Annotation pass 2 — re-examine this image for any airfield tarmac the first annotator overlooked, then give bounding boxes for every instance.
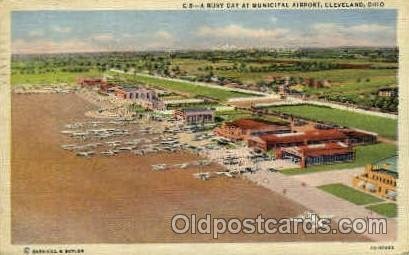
[11,93,368,243]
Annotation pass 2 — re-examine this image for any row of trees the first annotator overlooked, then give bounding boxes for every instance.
[197,61,342,74]
[320,94,398,112]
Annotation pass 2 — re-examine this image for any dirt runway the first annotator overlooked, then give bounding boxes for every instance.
[11,93,368,243]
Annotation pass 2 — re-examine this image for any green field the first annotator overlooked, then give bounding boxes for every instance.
[11,70,100,86]
[115,73,256,101]
[318,183,383,205]
[281,143,397,175]
[215,110,286,123]
[366,203,397,218]
[215,110,254,122]
[267,104,397,139]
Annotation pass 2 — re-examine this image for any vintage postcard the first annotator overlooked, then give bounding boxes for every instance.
[0,0,408,254]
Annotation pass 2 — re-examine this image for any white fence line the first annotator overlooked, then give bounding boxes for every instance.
[257,97,398,120]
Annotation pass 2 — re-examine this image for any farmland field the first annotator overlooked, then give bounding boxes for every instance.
[281,143,397,175]
[11,70,101,86]
[172,58,397,90]
[171,57,397,110]
[113,73,257,101]
[302,69,397,97]
[265,104,397,139]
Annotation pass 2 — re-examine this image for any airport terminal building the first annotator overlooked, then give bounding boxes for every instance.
[214,118,291,141]
[352,156,398,200]
[276,142,355,168]
[247,129,348,151]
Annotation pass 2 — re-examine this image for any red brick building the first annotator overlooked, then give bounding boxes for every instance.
[276,142,355,168]
[340,129,377,145]
[214,118,291,141]
[247,129,348,151]
[77,78,106,87]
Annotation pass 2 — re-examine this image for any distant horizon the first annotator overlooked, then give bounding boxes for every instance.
[12,10,397,54]
[11,46,399,56]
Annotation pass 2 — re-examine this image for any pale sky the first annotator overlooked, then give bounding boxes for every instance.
[12,10,397,54]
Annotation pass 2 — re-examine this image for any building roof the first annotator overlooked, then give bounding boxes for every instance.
[282,142,353,157]
[373,155,398,174]
[227,118,288,131]
[80,78,104,82]
[183,108,214,113]
[340,129,378,138]
[117,87,140,92]
[258,129,347,144]
[378,87,398,92]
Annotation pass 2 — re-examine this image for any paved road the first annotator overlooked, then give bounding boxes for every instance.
[290,167,364,187]
[244,170,397,242]
[111,70,269,96]
[111,69,397,120]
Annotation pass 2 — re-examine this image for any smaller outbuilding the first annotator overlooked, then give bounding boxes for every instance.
[174,108,215,125]
[352,155,398,200]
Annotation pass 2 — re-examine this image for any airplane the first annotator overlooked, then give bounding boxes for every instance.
[65,123,82,129]
[61,130,76,135]
[97,134,113,139]
[76,151,95,157]
[125,141,139,146]
[229,169,241,176]
[72,132,89,137]
[118,146,135,151]
[100,150,117,156]
[215,171,233,178]
[106,141,121,146]
[174,163,189,169]
[61,144,77,150]
[199,160,211,166]
[84,143,98,148]
[193,172,211,181]
[152,164,167,171]
[243,167,257,174]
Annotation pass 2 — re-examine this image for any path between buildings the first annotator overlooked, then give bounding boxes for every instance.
[244,170,397,242]
[377,136,397,145]
[289,167,364,187]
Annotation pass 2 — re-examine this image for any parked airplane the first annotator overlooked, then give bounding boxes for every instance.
[193,172,211,181]
[152,164,167,171]
[61,144,77,150]
[61,130,76,134]
[174,163,189,169]
[76,151,95,157]
[100,150,117,156]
